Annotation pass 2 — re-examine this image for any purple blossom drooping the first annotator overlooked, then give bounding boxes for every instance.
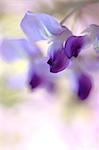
[21,11,72,73]
[29,73,42,90]
[0,38,56,92]
[77,73,92,100]
[1,11,99,100]
[20,13,99,100]
[63,32,94,100]
[28,58,56,91]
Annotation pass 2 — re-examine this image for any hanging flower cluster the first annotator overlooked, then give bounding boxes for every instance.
[0,11,99,100]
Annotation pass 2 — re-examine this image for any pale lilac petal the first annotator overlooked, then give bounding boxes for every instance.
[7,72,28,89]
[82,24,99,35]
[82,24,99,51]
[48,41,63,59]
[48,27,72,59]
[78,55,99,72]
[0,38,41,62]
[45,81,55,92]
[21,11,66,41]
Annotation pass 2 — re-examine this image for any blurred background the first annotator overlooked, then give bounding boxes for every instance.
[0,0,99,150]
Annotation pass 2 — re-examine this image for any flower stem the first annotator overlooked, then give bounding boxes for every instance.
[60,0,99,25]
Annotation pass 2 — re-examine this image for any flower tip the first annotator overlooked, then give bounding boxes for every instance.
[79,94,89,100]
[50,68,60,73]
[77,73,92,101]
[47,58,52,65]
[28,73,42,90]
[27,10,32,14]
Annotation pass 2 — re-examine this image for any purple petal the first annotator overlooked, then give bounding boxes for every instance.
[77,73,92,100]
[28,58,55,90]
[29,73,42,90]
[64,36,86,59]
[0,38,41,62]
[47,49,70,73]
[47,27,72,67]
[21,11,66,41]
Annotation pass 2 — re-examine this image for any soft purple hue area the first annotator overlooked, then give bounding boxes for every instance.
[64,36,85,59]
[0,37,55,92]
[45,81,55,92]
[47,49,69,73]
[29,73,42,89]
[47,27,72,58]
[28,59,56,91]
[0,38,41,62]
[48,41,63,59]
[77,73,92,100]
[21,11,66,42]
[82,24,99,51]
[29,71,55,92]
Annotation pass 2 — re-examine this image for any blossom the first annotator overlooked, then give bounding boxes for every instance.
[63,34,93,100]
[69,24,99,99]
[21,11,72,73]
[28,58,56,91]
[76,72,92,100]
[21,11,91,100]
[69,70,93,101]
[0,38,55,92]
[1,11,98,100]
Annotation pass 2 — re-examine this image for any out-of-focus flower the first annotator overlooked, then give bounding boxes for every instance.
[63,33,93,100]
[20,11,93,100]
[28,58,56,91]
[82,24,99,52]
[75,72,92,100]
[1,10,99,100]
[21,11,72,73]
[0,38,41,62]
[68,68,93,101]
[0,38,56,92]
[62,23,99,100]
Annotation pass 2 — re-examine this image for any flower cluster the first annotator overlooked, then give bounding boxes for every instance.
[0,11,99,100]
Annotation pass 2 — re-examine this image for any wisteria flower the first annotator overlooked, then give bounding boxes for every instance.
[0,38,56,92]
[62,33,93,100]
[70,69,93,100]
[21,11,72,73]
[1,10,99,101]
